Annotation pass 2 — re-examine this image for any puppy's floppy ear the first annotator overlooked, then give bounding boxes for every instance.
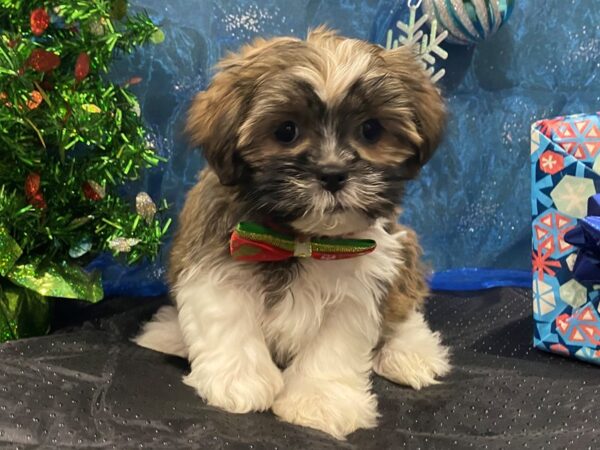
[382,45,446,173]
[186,36,302,186]
[186,71,249,186]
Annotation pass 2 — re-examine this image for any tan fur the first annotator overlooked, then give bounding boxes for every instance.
[380,223,430,341]
[381,46,447,168]
[168,170,240,285]
[302,27,375,104]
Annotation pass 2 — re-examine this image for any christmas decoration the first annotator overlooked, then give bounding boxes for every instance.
[0,1,170,343]
[24,172,46,209]
[74,52,90,81]
[108,237,141,253]
[82,180,105,201]
[422,0,514,45]
[386,0,448,83]
[81,103,101,113]
[26,90,43,110]
[30,8,50,36]
[136,191,157,224]
[28,192,46,210]
[0,282,50,342]
[69,237,92,259]
[0,225,22,276]
[26,48,61,72]
[532,112,600,366]
[7,257,103,301]
[24,172,41,199]
[89,19,105,36]
[150,28,165,44]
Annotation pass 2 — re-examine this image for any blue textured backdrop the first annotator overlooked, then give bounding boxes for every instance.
[94,0,600,296]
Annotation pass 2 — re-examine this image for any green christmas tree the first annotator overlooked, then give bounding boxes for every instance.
[0,0,170,342]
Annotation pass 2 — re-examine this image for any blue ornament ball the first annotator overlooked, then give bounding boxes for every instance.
[422,0,515,45]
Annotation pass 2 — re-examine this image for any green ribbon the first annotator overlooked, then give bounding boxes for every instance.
[235,222,377,254]
[7,258,103,302]
[0,225,104,342]
[0,281,50,342]
[0,225,22,276]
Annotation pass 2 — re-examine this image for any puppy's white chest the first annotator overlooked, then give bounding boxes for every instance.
[261,223,401,362]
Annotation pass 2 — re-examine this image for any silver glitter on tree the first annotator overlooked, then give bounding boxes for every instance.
[108,237,141,253]
[136,192,157,224]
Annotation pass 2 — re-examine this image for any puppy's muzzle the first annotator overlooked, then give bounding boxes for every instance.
[317,165,348,193]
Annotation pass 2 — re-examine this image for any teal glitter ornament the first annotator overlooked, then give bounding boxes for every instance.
[422,0,515,45]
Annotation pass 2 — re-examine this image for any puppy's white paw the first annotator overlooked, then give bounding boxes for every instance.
[373,328,450,390]
[184,360,284,414]
[272,376,378,440]
[134,306,188,358]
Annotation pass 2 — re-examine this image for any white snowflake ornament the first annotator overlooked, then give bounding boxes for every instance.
[385,0,448,83]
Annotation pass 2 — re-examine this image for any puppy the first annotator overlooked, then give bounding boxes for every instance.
[135,27,450,440]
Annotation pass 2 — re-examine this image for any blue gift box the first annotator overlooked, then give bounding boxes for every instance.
[531,112,600,365]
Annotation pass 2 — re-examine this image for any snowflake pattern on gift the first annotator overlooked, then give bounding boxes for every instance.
[550,175,596,219]
[559,279,590,308]
[550,118,600,161]
[535,116,565,139]
[533,274,560,319]
[556,305,600,348]
[532,209,576,258]
[532,247,561,278]
[539,150,565,175]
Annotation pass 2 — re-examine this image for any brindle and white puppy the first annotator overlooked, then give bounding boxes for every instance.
[135,27,450,439]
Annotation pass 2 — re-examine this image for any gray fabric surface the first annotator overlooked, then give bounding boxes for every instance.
[1,288,599,449]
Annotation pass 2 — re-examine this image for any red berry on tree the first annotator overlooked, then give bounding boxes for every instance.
[27,49,61,73]
[26,91,43,110]
[74,53,90,81]
[30,8,50,36]
[82,181,105,201]
[29,193,47,209]
[25,172,41,198]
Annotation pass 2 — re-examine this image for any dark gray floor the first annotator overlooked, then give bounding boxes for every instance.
[1,288,598,449]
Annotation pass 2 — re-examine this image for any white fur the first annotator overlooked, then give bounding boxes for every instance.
[294,39,373,105]
[175,265,284,413]
[134,305,187,358]
[373,309,451,390]
[135,220,449,438]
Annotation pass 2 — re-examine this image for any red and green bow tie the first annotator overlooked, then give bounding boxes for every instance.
[230,221,376,262]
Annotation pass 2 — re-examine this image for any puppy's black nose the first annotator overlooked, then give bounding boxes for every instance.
[318,166,348,193]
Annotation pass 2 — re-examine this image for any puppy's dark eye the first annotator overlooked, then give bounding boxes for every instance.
[274,121,298,144]
[360,119,383,144]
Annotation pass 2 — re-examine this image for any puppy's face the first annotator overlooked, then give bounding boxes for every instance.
[187,28,446,236]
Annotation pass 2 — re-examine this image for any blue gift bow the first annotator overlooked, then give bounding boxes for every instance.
[564,194,600,285]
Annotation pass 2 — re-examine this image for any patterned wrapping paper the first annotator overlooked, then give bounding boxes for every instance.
[531,112,600,365]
